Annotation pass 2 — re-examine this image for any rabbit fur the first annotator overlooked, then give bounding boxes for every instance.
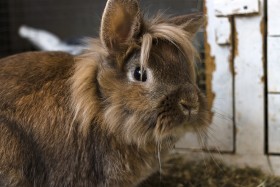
[0,0,209,186]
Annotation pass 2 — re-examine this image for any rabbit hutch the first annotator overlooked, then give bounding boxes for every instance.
[1,0,280,179]
[176,0,280,176]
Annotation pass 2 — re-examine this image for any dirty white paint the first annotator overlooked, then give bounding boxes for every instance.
[215,18,232,45]
[267,2,280,155]
[268,37,280,92]
[177,0,280,176]
[268,0,280,36]
[214,0,260,16]
[234,7,265,154]
[206,42,234,152]
[176,132,202,149]
[268,94,280,153]
[268,156,280,175]
[204,0,234,152]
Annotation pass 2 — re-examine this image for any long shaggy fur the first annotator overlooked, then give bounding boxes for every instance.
[0,0,209,186]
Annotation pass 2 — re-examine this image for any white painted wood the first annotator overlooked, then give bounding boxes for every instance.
[268,0,280,36]
[214,0,260,16]
[176,0,280,177]
[215,18,232,45]
[234,0,265,154]
[176,132,202,149]
[268,37,280,92]
[268,94,280,153]
[269,156,280,175]
[205,0,234,152]
[177,0,280,177]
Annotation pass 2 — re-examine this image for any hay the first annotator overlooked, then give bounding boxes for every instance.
[139,157,280,187]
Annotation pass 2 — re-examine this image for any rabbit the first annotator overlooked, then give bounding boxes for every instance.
[0,0,209,186]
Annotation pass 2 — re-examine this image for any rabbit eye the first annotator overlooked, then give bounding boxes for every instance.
[134,67,147,82]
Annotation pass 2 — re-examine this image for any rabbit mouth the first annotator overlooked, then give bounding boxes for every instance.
[154,107,199,140]
[153,87,209,142]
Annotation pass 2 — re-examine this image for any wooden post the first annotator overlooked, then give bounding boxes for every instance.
[205,0,234,152]
[267,0,280,154]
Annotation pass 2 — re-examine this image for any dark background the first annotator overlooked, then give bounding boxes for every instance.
[0,0,203,57]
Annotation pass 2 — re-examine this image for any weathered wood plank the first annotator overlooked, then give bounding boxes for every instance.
[268,94,280,153]
[234,0,265,154]
[215,18,231,45]
[268,37,280,93]
[177,0,280,177]
[205,0,234,152]
[176,132,201,149]
[268,156,280,175]
[268,0,280,36]
[214,0,259,17]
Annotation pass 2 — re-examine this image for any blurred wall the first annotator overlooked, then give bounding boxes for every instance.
[0,0,202,57]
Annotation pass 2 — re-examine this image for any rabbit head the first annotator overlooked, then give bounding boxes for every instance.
[72,0,209,148]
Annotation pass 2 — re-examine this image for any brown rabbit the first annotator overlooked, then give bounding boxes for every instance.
[0,0,209,186]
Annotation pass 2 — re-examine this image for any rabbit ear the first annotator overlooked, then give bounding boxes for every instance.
[169,13,204,36]
[100,0,141,52]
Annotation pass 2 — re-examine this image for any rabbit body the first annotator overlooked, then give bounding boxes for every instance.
[0,52,157,187]
[0,0,209,186]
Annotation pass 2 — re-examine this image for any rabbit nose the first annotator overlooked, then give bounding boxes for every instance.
[179,99,199,116]
[178,90,199,118]
[180,100,193,111]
